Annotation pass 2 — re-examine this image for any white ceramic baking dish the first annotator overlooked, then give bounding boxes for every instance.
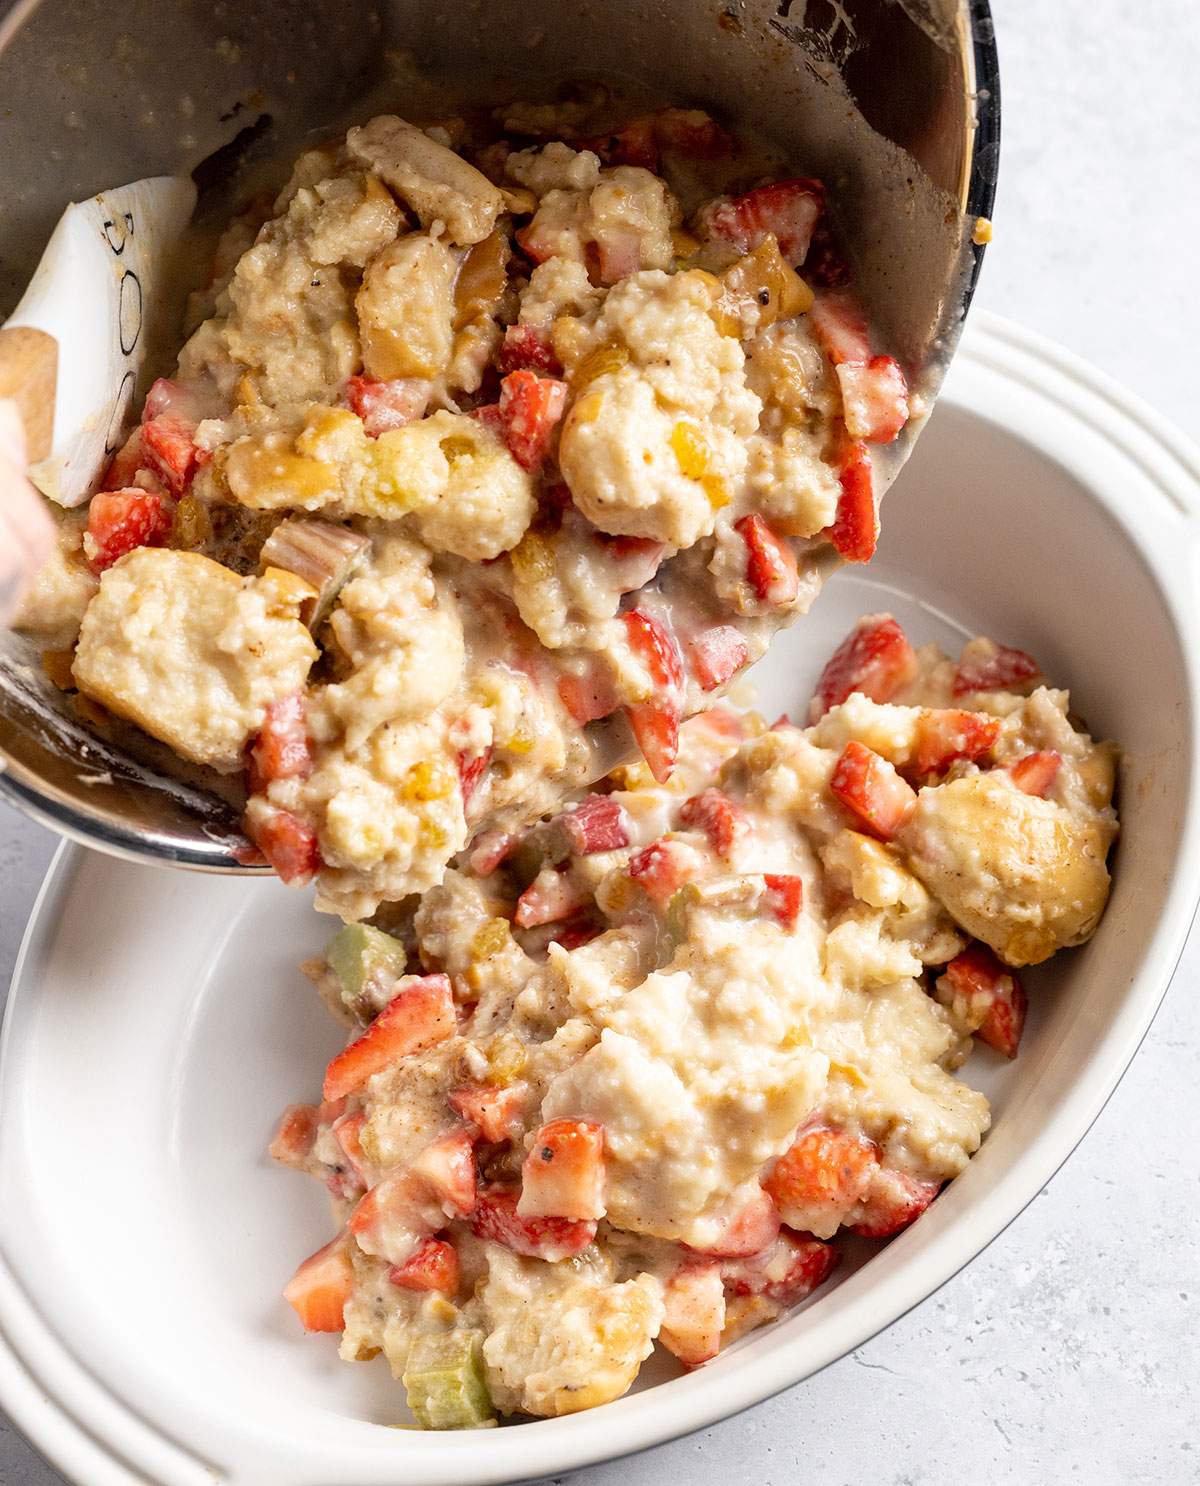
[0,312,1197,1486]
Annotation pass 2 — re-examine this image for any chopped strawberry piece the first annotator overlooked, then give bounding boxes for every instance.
[348,1167,443,1265]
[953,638,1042,697]
[557,662,621,725]
[699,178,825,265]
[660,1261,726,1366]
[469,1184,597,1260]
[687,625,750,691]
[735,513,799,605]
[595,532,665,592]
[269,1103,320,1170]
[545,909,604,950]
[85,488,171,571]
[764,1126,879,1235]
[836,355,910,444]
[468,828,518,877]
[722,1229,838,1305]
[456,746,493,812]
[652,107,732,158]
[849,1167,941,1238]
[913,709,1001,775]
[594,229,644,284]
[344,374,429,437]
[283,1235,353,1332]
[1007,750,1063,798]
[389,1236,459,1294]
[811,614,916,719]
[580,115,660,170]
[936,940,1028,1058]
[246,807,322,886]
[624,608,684,690]
[690,1188,781,1258]
[331,1110,372,1188]
[142,377,199,423]
[497,323,564,377]
[808,288,872,366]
[497,369,568,470]
[804,217,851,288]
[679,787,748,857]
[626,700,681,784]
[830,741,918,840]
[448,1082,528,1143]
[624,608,684,782]
[514,868,590,929]
[410,1128,477,1218]
[519,1118,606,1221]
[692,704,747,741]
[560,794,630,855]
[628,838,696,904]
[762,873,804,929]
[248,695,312,791]
[323,974,456,1102]
[101,427,148,491]
[141,415,201,495]
[826,442,877,563]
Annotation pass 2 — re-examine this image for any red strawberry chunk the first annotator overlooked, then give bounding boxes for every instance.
[469,1184,597,1260]
[101,427,149,491]
[497,369,568,470]
[624,609,684,782]
[560,794,630,855]
[849,1167,941,1238]
[936,940,1028,1058]
[836,355,910,444]
[653,107,732,158]
[913,709,1001,775]
[764,1125,879,1235]
[514,867,590,929]
[248,695,312,791]
[762,873,804,930]
[545,910,604,950]
[448,1082,528,1143]
[826,442,877,563]
[580,115,660,170]
[830,741,918,840]
[953,638,1042,697]
[519,1118,606,1221]
[323,974,456,1102]
[497,323,565,377]
[628,838,696,904]
[808,288,872,366]
[141,415,201,495]
[331,1110,373,1189]
[689,1187,781,1259]
[283,1235,354,1332]
[722,1229,838,1305]
[348,1167,443,1265]
[269,1103,320,1170]
[142,377,200,423]
[1007,750,1063,798]
[735,513,799,605]
[85,488,172,571]
[811,615,916,720]
[467,829,518,877]
[660,1260,726,1366]
[624,608,684,690]
[679,787,748,857]
[456,745,493,813]
[700,178,825,265]
[626,700,681,784]
[595,532,665,592]
[246,806,322,886]
[688,625,750,691]
[344,375,429,437]
[410,1127,477,1218]
[558,662,621,725]
[389,1236,460,1294]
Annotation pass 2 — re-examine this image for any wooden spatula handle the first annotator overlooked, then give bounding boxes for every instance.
[0,325,57,463]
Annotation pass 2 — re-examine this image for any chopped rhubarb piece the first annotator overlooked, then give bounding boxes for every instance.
[660,1261,726,1366]
[85,488,171,571]
[558,663,621,725]
[323,974,456,1102]
[246,807,322,886]
[519,1118,606,1221]
[807,288,872,366]
[626,700,681,784]
[735,513,799,605]
[269,1103,320,1170]
[389,1236,460,1294]
[448,1082,527,1143]
[628,839,696,905]
[762,873,804,930]
[456,746,492,812]
[1007,750,1063,798]
[849,1167,941,1238]
[101,427,148,491]
[248,694,312,791]
[497,323,564,377]
[691,1188,781,1258]
[826,442,877,563]
[836,355,910,444]
[331,1110,372,1188]
[469,1185,596,1260]
[497,369,568,470]
[811,613,916,719]
[936,941,1028,1059]
[830,741,917,840]
[804,217,851,288]
[283,1235,353,1332]
[953,638,1042,697]
[912,709,1001,775]
[344,374,428,436]
[679,787,748,857]
[699,178,825,265]
[514,867,590,929]
[410,1128,477,1218]
[141,415,200,495]
[468,829,518,877]
[545,910,604,950]
[653,107,732,157]
[722,1229,838,1305]
[580,115,660,170]
[688,625,750,691]
[764,1125,879,1235]
[560,795,630,855]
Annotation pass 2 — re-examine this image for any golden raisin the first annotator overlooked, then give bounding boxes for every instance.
[454,229,511,330]
[171,493,213,550]
[403,759,455,803]
[471,918,512,960]
[571,341,630,392]
[510,531,556,585]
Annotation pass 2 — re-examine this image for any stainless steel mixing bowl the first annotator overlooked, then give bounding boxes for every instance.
[0,0,999,871]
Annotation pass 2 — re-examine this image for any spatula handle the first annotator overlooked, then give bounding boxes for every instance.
[0,325,57,463]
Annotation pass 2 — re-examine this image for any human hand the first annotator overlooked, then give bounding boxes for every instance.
[0,398,55,625]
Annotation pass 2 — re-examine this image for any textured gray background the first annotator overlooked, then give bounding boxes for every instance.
[2,1,1199,1481]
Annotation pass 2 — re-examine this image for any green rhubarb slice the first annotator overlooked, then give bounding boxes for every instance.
[325,923,407,1017]
[403,1328,495,1430]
